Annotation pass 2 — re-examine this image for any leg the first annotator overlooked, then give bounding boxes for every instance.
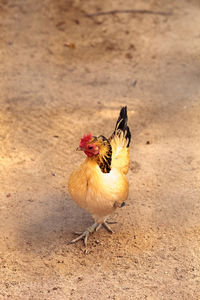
[67,219,115,246]
[95,218,115,234]
[106,220,117,224]
[67,222,98,247]
[102,221,114,233]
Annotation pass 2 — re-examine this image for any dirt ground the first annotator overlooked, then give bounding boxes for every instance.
[0,0,200,299]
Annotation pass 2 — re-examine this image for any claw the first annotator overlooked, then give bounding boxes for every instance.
[95,223,102,232]
[106,220,117,225]
[74,231,83,235]
[67,222,98,246]
[67,220,115,246]
[102,221,114,234]
[67,231,89,246]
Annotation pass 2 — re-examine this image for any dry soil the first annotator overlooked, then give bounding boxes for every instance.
[0,0,200,299]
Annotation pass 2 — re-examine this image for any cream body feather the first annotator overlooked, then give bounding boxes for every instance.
[68,145,129,222]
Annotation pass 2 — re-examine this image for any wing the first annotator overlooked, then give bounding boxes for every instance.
[110,135,130,174]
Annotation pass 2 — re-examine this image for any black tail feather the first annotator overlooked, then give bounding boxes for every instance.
[115,106,127,131]
[125,125,131,147]
[113,106,131,147]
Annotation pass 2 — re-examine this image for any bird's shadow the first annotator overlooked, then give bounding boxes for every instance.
[17,192,93,253]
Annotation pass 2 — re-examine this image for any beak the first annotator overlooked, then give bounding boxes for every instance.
[76,146,83,151]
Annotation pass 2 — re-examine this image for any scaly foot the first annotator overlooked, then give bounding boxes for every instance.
[90,221,115,234]
[67,220,115,246]
[99,219,116,233]
[67,222,99,246]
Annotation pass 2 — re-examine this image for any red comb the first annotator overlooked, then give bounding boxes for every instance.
[80,133,92,148]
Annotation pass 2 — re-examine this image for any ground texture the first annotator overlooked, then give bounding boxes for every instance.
[0,0,200,299]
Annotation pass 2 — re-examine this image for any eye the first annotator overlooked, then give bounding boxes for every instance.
[88,146,93,150]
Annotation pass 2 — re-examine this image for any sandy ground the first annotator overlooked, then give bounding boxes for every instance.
[0,0,200,299]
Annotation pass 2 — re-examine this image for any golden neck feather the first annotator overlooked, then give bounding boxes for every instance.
[91,135,112,173]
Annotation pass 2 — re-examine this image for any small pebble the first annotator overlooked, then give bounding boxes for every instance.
[132,80,137,87]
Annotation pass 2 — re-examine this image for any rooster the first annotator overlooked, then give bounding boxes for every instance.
[68,106,131,246]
